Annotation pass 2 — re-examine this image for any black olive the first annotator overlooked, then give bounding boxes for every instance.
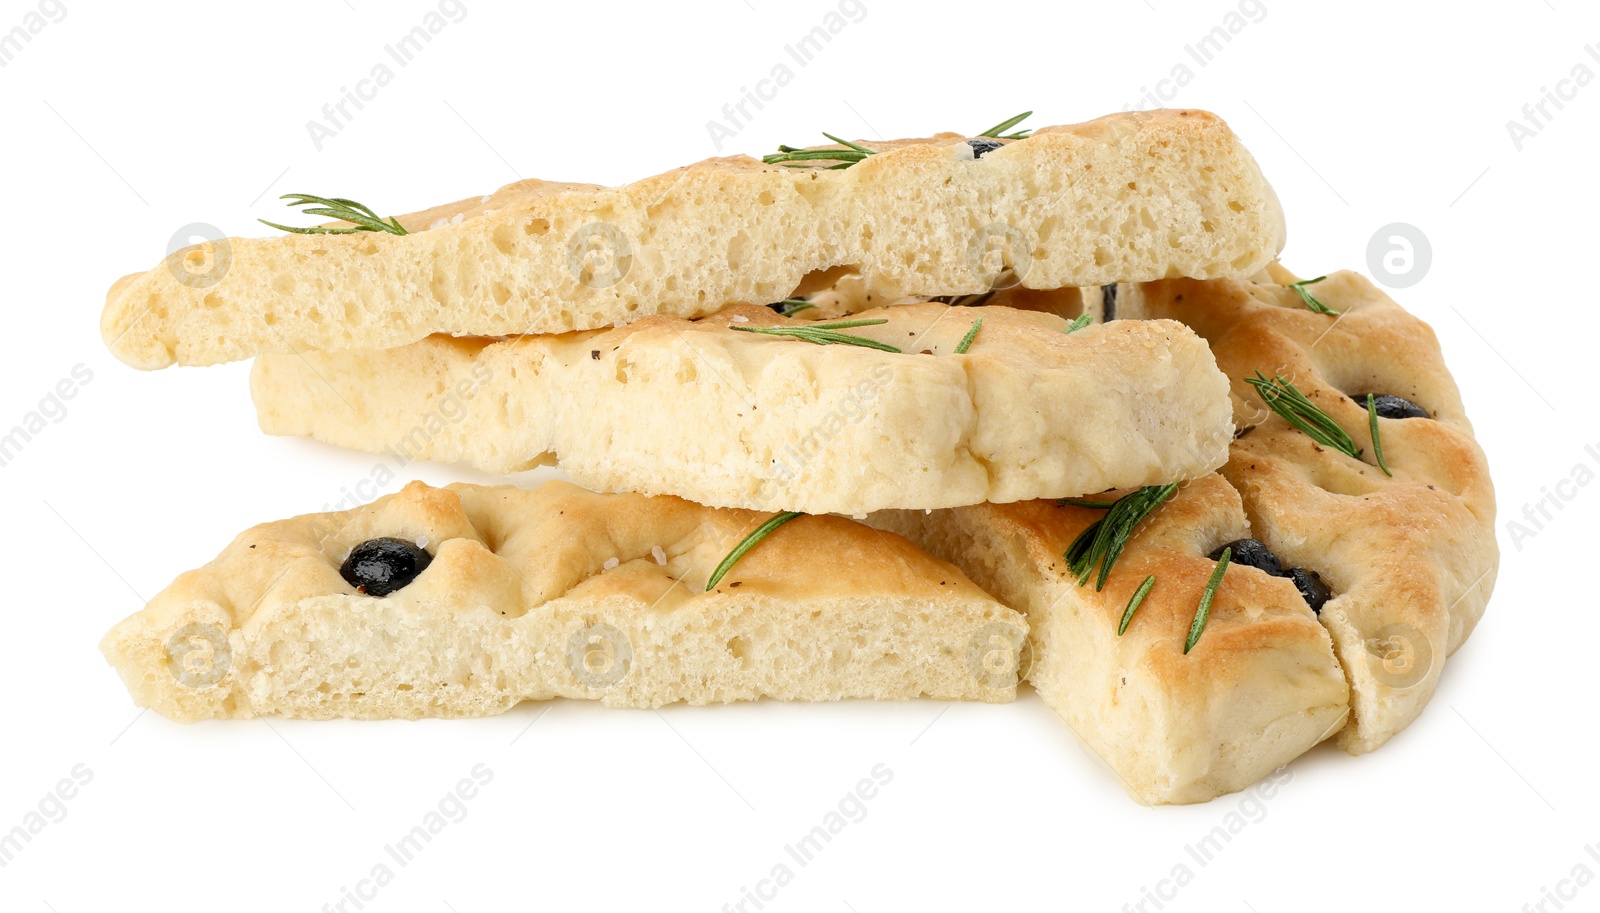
[1352,393,1430,420]
[1210,538,1285,578]
[966,138,1004,159]
[1100,283,1118,321]
[1287,567,1332,613]
[765,302,787,313]
[340,537,433,597]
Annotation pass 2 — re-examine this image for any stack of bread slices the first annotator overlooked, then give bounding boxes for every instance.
[98,109,1496,805]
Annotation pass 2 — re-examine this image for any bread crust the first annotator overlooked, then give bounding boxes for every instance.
[103,109,1285,369]
[99,481,1026,722]
[1119,269,1496,753]
[873,269,1496,800]
[249,302,1235,514]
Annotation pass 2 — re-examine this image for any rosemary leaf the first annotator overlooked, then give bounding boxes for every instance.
[1368,394,1394,477]
[1064,484,1177,591]
[261,193,408,236]
[1058,498,1117,509]
[1185,547,1230,654]
[706,511,801,591]
[1064,314,1093,334]
[954,318,983,354]
[1246,373,1362,461]
[1288,275,1339,316]
[732,319,901,353]
[1118,575,1157,636]
[978,111,1034,139]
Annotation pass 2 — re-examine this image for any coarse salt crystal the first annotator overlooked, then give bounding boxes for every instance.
[602,557,620,570]
[428,219,448,230]
[450,212,465,224]
[652,546,667,565]
[731,315,749,323]
[480,194,492,204]
[416,535,430,548]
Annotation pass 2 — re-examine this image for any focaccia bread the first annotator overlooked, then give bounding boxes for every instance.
[100,480,1026,722]
[872,475,1350,805]
[102,109,1285,369]
[1107,268,1496,753]
[875,269,1495,802]
[249,302,1235,514]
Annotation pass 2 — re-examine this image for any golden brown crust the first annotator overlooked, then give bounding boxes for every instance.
[100,481,1025,721]
[249,301,1235,513]
[102,109,1285,369]
[1122,271,1496,752]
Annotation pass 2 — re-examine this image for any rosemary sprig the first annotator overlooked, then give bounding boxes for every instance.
[1288,275,1339,316]
[763,132,877,168]
[1367,394,1394,477]
[1064,484,1177,591]
[977,111,1034,139]
[706,511,801,591]
[1058,497,1116,509]
[1064,314,1093,334]
[260,193,408,236]
[769,298,817,316]
[732,318,901,353]
[954,318,983,354]
[1185,547,1230,653]
[1118,575,1157,636]
[1246,373,1362,462]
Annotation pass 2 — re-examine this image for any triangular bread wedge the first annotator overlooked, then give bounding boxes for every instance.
[872,474,1351,805]
[103,109,1284,369]
[249,302,1234,514]
[100,480,1026,722]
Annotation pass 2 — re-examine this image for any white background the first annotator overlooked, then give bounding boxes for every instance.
[1,0,1595,910]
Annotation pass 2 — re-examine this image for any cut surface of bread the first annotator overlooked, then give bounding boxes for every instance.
[872,475,1350,805]
[250,302,1235,514]
[100,481,1026,722]
[104,109,1285,369]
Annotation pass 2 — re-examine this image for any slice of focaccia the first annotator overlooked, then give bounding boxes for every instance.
[249,302,1234,514]
[875,270,1495,802]
[872,475,1351,805]
[1105,269,1496,753]
[100,481,1027,722]
[102,109,1285,369]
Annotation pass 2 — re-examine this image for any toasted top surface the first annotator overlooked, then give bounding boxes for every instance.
[103,109,1285,368]
[136,480,994,634]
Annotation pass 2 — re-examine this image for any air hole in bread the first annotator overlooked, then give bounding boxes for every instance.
[523,218,550,236]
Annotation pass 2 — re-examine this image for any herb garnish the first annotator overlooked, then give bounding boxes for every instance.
[732,318,901,353]
[977,112,1034,139]
[706,511,801,591]
[770,298,817,316]
[1064,314,1093,334]
[1118,575,1157,636]
[1185,547,1231,653]
[1245,373,1362,462]
[1288,275,1339,316]
[1064,484,1178,591]
[763,112,1034,169]
[954,318,983,354]
[1058,497,1117,509]
[763,133,877,169]
[260,194,408,236]
[1367,394,1393,477]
